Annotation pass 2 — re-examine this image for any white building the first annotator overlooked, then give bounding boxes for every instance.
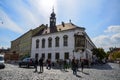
[31,10,96,62]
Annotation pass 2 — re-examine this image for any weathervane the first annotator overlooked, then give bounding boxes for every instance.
[52,6,54,12]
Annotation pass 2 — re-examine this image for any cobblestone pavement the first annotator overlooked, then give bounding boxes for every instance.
[0,63,120,80]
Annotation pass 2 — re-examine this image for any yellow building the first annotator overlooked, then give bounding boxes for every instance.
[11,24,46,58]
[108,48,120,61]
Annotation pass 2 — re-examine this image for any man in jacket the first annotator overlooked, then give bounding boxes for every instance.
[39,57,44,73]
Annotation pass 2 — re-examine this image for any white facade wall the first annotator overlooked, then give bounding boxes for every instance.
[31,30,75,61]
[31,29,94,62]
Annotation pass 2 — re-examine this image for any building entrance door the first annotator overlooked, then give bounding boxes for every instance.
[35,53,39,59]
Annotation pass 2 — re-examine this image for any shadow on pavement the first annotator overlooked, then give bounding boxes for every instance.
[77,70,90,75]
[19,66,35,69]
[60,70,69,73]
[38,72,43,74]
[82,72,90,75]
[91,63,113,70]
[76,74,82,78]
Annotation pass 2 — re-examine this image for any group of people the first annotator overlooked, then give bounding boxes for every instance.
[34,57,44,73]
[34,57,52,73]
[72,57,84,75]
[34,57,85,75]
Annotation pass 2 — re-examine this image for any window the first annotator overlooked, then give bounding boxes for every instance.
[48,37,52,48]
[36,39,39,48]
[55,37,59,47]
[64,52,69,59]
[42,38,45,48]
[75,37,81,47]
[48,53,51,59]
[42,53,45,58]
[63,35,68,46]
[55,53,59,59]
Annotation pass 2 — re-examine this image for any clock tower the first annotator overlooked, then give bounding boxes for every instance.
[50,8,57,33]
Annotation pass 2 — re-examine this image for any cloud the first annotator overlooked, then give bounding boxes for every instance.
[111,33,120,42]
[0,0,58,31]
[24,0,57,25]
[93,25,120,51]
[104,25,120,33]
[0,0,104,33]
[0,9,24,33]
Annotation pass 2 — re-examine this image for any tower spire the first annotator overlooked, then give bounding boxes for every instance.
[52,6,54,13]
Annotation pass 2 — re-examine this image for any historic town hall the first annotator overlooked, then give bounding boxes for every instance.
[31,9,96,62]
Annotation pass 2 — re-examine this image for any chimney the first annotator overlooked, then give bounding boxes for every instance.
[69,19,71,23]
[62,21,65,27]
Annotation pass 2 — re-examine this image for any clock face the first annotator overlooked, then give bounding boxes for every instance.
[50,19,53,21]
[50,19,56,22]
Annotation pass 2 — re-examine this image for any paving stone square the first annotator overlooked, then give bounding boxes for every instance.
[0,63,120,80]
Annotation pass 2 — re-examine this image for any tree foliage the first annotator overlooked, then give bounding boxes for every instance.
[92,48,106,60]
[111,52,120,60]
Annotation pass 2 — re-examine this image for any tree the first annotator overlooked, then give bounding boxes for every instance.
[92,48,106,60]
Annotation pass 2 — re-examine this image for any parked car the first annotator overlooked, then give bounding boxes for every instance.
[0,54,5,69]
[19,58,35,68]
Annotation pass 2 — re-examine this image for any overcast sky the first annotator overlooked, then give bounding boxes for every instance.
[0,0,120,51]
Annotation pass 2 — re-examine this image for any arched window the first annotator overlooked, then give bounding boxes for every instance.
[48,37,52,48]
[36,39,39,48]
[42,38,45,48]
[63,35,68,46]
[55,36,59,47]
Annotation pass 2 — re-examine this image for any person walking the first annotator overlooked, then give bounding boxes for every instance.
[72,58,77,75]
[63,59,67,71]
[76,59,79,71]
[81,59,84,72]
[39,57,44,73]
[46,59,51,70]
[59,59,63,70]
[34,58,38,72]
[46,59,49,69]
